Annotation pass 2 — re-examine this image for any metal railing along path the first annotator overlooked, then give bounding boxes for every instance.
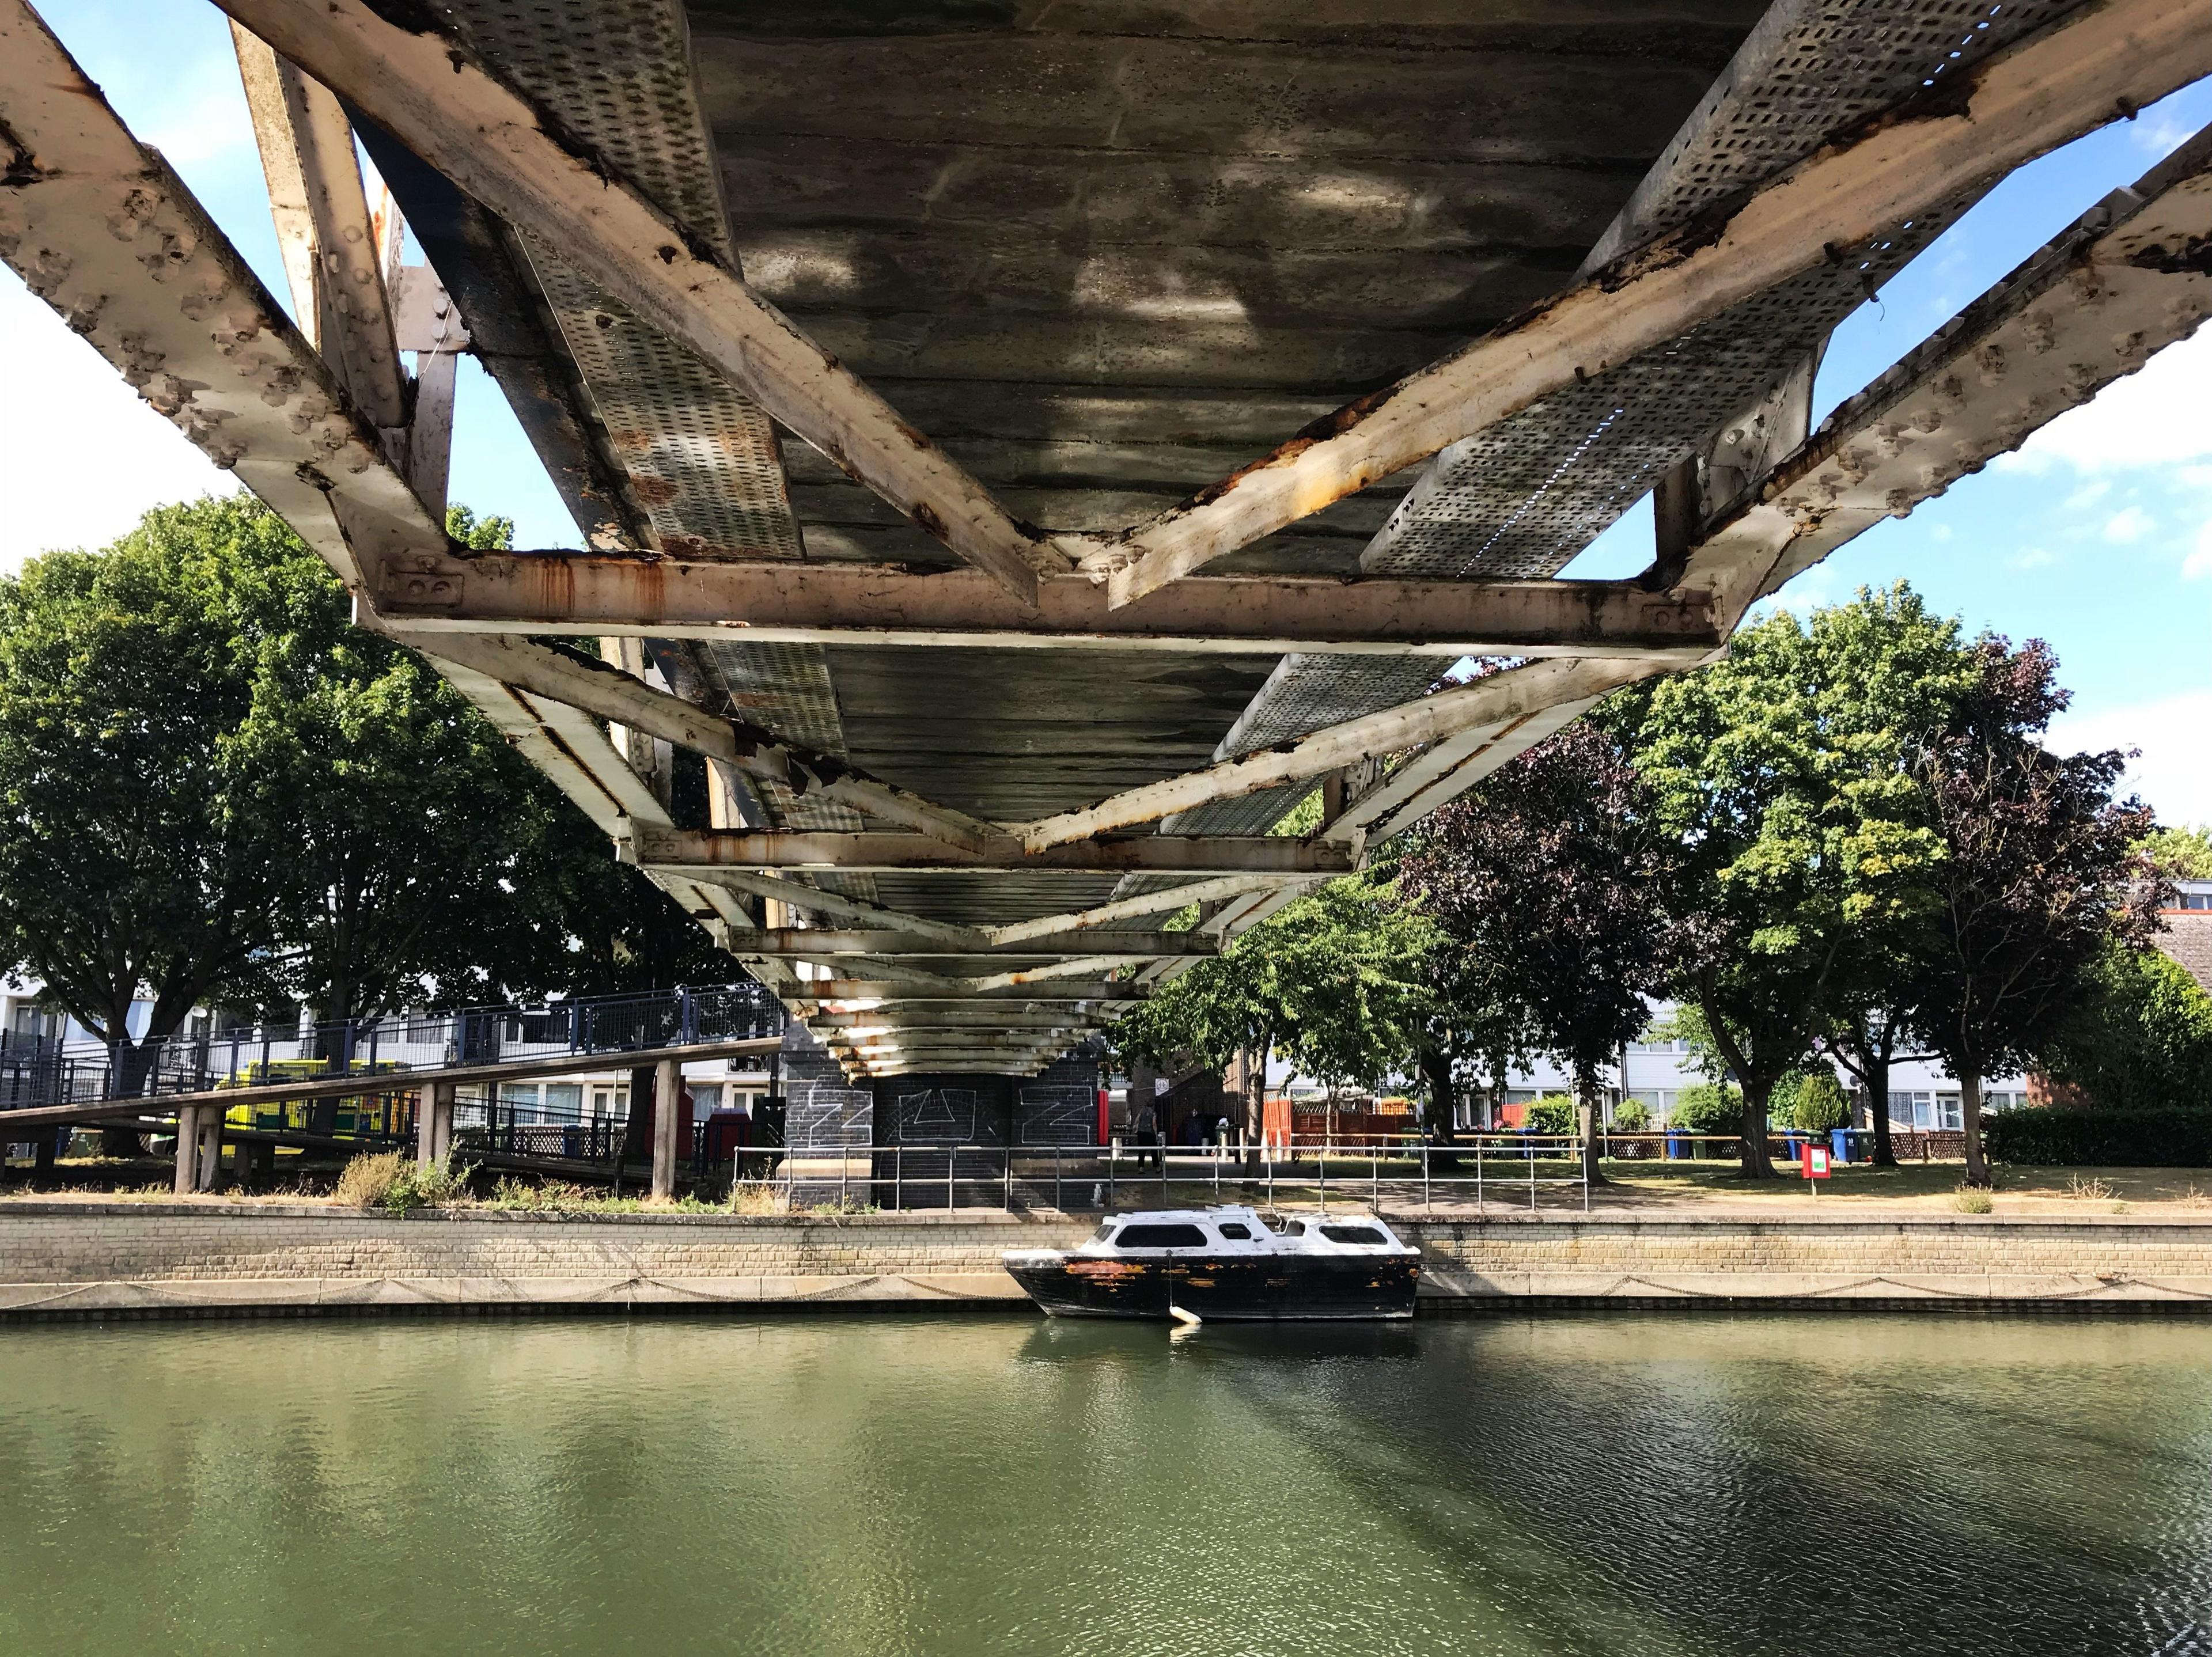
[742,1135,1598,1215]
[0,983,784,1120]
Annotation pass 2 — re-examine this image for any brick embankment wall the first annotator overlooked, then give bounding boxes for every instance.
[1402,1214,2212,1307]
[7,1207,2212,1318]
[0,1206,1091,1318]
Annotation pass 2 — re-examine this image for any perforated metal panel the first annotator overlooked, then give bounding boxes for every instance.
[1362,0,2089,579]
[694,639,865,836]
[1163,655,1445,838]
[440,0,801,562]
[1193,0,2093,848]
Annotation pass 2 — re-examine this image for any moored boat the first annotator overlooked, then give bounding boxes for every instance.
[1004,1205,1420,1321]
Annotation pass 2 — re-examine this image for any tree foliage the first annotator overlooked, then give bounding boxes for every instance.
[1112,867,1440,1099]
[1906,636,2163,1181]
[0,499,291,1057]
[0,498,736,1048]
[1610,587,1956,1174]
[2040,942,2212,1111]
[2139,824,2212,880]
[1402,718,1675,1171]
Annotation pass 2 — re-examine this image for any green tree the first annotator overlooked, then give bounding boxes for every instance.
[2040,942,2212,1110]
[1614,591,1948,1176]
[1112,866,1440,1133]
[0,499,290,1108]
[0,498,738,1113]
[2139,824,2212,880]
[1801,587,1984,1166]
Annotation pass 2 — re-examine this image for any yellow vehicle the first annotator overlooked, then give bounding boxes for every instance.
[219,1059,416,1139]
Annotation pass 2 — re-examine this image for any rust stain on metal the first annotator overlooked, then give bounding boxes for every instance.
[911,502,950,543]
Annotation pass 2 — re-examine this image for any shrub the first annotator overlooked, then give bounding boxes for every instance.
[1787,1071,1851,1132]
[1984,1108,2212,1168]
[1612,1097,1653,1132]
[1953,1185,1994,1214]
[1522,1094,1578,1135]
[336,1150,473,1211]
[334,1150,404,1208]
[1669,1082,1742,1136]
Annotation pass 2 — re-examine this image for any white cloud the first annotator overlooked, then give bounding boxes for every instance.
[2103,505,2157,544]
[2008,547,2058,571]
[2187,519,2212,581]
[2048,689,2212,828]
[2003,331,2212,473]
[0,271,239,571]
[2063,480,2111,511]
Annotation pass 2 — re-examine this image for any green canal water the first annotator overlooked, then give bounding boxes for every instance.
[3,1311,2209,1655]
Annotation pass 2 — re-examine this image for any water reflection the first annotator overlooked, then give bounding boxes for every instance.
[2,1312,2208,1655]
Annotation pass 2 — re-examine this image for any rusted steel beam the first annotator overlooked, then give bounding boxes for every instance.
[1682,123,2212,621]
[229,22,407,431]
[791,983,1143,1006]
[0,2,429,594]
[1091,0,2212,608]
[1340,124,2212,854]
[209,0,1062,608]
[985,875,1299,947]
[369,560,1722,661]
[380,628,1000,852]
[1008,656,1657,854]
[627,829,1358,878]
[683,870,987,950]
[748,930,1215,960]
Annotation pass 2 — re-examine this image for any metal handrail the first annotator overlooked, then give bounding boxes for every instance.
[733,1136,1594,1216]
[0,982,785,1114]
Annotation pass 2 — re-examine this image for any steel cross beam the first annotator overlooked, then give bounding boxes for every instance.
[1090,0,2212,606]
[627,829,1358,878]
[371,561,1722,662]
[746,930,1215,960]
[207,0,1061,607]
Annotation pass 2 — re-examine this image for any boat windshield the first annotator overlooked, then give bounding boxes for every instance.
[1115,1223,1209,1249]
[1089,1223,1117,1245]
[1319,1224,1389,1246]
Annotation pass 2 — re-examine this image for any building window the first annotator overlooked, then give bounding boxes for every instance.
[544,1083,582,1120]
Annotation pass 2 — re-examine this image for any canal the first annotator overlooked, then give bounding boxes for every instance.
[2,1312,2206,1655]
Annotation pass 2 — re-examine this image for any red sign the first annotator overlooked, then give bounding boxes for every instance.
[1801,1144,1832,1180]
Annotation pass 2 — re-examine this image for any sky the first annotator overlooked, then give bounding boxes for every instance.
[1,2,2207,825]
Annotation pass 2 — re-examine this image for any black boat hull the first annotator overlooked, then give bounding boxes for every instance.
[1005,1252,1419,1321]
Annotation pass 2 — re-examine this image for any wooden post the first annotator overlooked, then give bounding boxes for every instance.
[651,1056,680,1200]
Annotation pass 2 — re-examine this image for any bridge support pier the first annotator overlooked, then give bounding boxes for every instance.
[172,1107,223,1195]
[418,1081,454,1169]
[651,1057,680,1201]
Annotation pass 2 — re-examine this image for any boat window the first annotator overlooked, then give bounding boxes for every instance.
[1089,1223,1118,1245]
[1319,1224,1388,1246]
[1216,1222,1252,1241]
[1115,1224,1209,1249]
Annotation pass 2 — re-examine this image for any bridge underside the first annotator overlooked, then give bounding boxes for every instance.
[3,0,2209,1079]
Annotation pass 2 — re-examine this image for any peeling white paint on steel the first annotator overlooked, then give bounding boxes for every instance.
[370,560,1722,661]
[1010,656,1658,853]
[381,627,1000,851]
[209,0,1060,608]
[1097,0,2212,607]
[229,24,407,431]
[628,829,1360,878]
